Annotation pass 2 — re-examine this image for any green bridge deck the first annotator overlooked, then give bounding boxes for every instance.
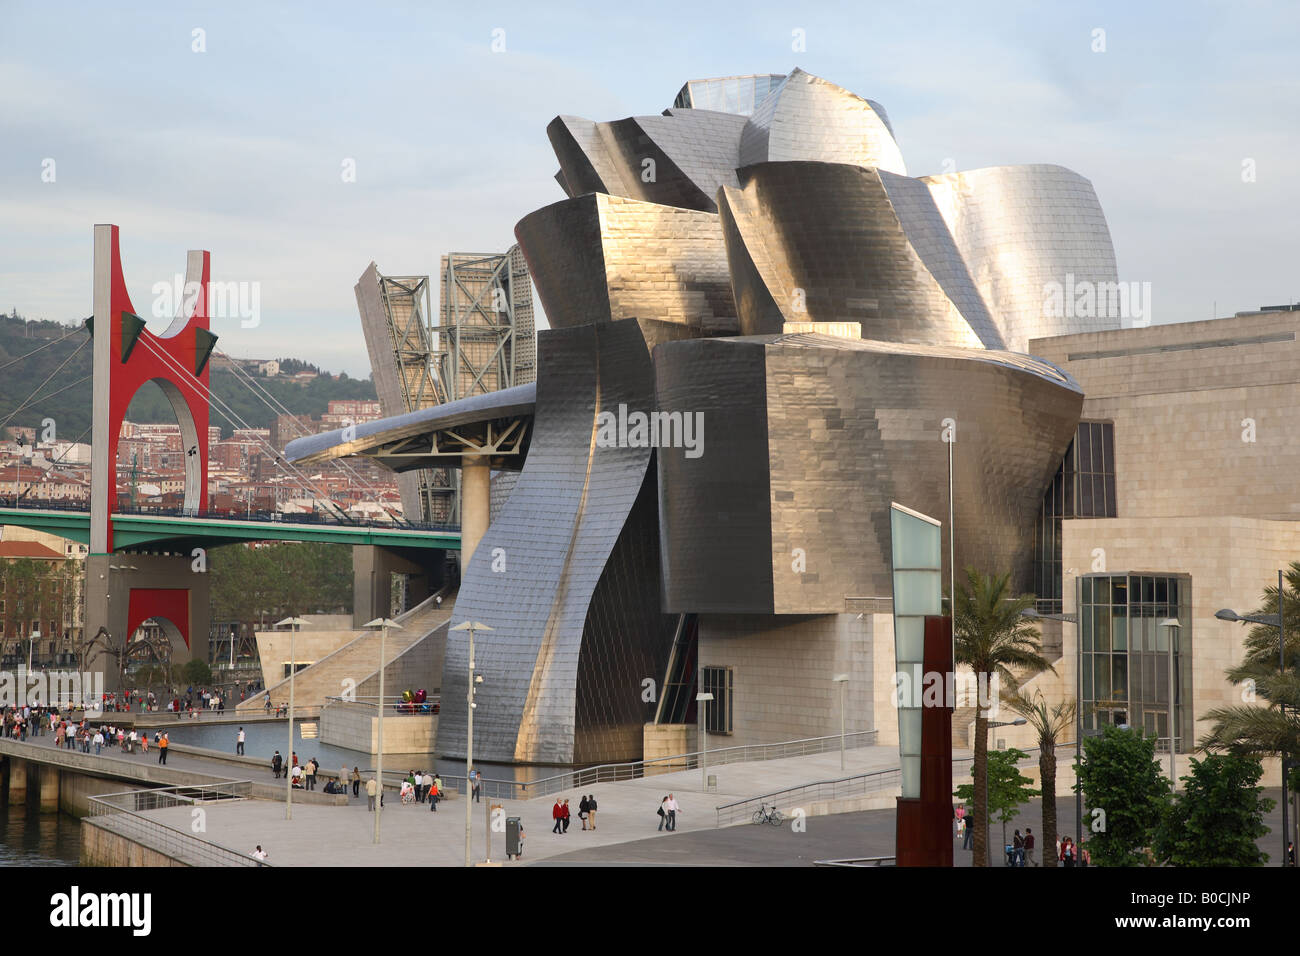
[0,506,459,552]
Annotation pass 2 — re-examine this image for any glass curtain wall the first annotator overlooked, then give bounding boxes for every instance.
[1077,573,1192,752]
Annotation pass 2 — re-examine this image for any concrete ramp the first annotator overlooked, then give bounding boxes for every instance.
[240,592,456,713]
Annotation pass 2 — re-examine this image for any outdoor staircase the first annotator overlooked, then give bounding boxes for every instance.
[238,591,456,713]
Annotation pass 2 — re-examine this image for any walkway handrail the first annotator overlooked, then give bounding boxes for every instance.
[0,498,460,534]
[714,744,1065,827]
[461,730,881,801]
[714,766,902,827]
[86,780,269,867]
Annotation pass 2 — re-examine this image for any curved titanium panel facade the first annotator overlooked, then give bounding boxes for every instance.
[440,318,691,765]
[516,193,738,334]
[719,162,991,346]
[922,164,1120,353]
[738,69,906,175]
[656,333,1082,614]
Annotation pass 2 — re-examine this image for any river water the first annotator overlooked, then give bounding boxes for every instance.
[0,798,80,865]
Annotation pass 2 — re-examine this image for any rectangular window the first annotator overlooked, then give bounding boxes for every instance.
[701,666,733,735]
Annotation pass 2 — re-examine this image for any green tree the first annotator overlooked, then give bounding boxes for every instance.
[1200,564,1300,800]
[952,567,1051,866]
[1004,689,1076,868]
[1152,753,1272,866]
[182,658,213,686]
[1076,724,1172,866]
[954,747,1040,858]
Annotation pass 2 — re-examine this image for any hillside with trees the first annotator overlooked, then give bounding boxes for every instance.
[0,312,376,439]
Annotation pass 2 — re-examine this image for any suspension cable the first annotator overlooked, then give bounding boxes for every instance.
[0,338,89,431]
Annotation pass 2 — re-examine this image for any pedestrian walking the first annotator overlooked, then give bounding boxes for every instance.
[92,730,103,755]
[579,795,590,830]
[367,777,378,811]
[561,798,571,832]
[1012,829,1025,867]
[340,765,349,796]
[469,768,481,803]
[665,793,679,831]
[271,751,283,779]
[1060,836,1076,867]
[962,808,975,850]
[657,796,669,831]
[158,732,169,765]
[1024,827,1037,866]
[428,774,440,812]
[587,794,597,830]
[552,799,564,834]
[305,758,316,790]
[251,845,268,861]
[351,767,361,797]
[236,727,246,755]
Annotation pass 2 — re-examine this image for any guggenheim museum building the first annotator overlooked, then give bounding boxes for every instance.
[290,69,1299,776]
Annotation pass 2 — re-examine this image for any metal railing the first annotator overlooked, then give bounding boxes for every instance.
[715,745,1066,827]
[0,497,459,534]
[461,730,881,801]
[716,766,903,826]
[323,695,441,715]
[86,780,269,867]
[814,856,896,867]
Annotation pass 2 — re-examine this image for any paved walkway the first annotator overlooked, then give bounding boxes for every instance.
[122,745,916,865]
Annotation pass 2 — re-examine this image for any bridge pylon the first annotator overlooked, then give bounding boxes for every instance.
[85,226,217,691]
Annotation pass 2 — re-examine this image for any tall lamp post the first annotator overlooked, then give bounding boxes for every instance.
[1217,571,1292,867]
[832,674,850,771]
[696,691,714,791]
[363,617,403,845]
[1022,608,1080,856]
[452,620,491,867]
[1159,618,1181,786]
[984,717,1027,866]
[274,617,308,821]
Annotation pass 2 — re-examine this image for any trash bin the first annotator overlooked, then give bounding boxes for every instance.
[506,816,523,860]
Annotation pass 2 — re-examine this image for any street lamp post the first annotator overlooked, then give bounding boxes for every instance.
[363,617,403,846]
[1022,607,1080,858]
[696,691,714,791]
[832,674,850,772]
[1217,571,1292,867]
[1159,618,1181,786]
[452,620,491,867]
[274,617,308,821]
[984,717,1027,866]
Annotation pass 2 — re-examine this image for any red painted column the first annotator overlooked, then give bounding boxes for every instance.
[896,614,955,867]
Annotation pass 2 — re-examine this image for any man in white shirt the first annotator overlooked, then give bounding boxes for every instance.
[665,793,680,831]
[92,730,104,755]
[251,845,268,860]
[236,727,246,755]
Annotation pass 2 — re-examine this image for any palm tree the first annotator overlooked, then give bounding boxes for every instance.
[1003,688,1075,867]
[1200,562,1300,833]
[952,567,1051,866]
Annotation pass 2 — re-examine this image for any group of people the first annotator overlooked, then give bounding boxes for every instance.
[956,806,1091,866]
[550,794,599,833]
[657,794,680,831]
[400,770,444,809]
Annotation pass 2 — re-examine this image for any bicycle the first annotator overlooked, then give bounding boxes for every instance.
[752,803,784,826]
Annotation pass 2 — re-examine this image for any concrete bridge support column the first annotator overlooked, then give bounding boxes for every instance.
[460,459,490,570]
[82,554,210,694]
[7,757,27,802]
[353,546,448,627]
[38,764,59,813]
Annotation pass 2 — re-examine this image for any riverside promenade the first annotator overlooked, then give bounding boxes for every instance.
[121,744,917,866]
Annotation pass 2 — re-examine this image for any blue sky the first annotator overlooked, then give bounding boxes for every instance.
[2,0,1297,376]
